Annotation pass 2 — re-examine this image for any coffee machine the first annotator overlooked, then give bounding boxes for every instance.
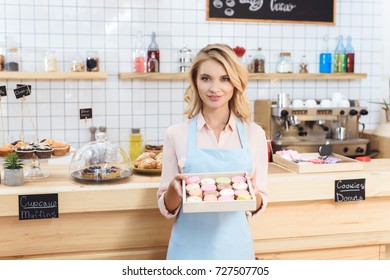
[254,99,369,157]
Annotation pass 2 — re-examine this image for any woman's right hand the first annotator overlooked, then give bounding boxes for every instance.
[164,174,188,213]
[167,174,188,197]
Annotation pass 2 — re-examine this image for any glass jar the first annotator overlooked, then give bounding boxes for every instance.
[43,50,57,72]
[71,55,85,72]
[276,52,293,73]
[86,51,99,72]
[5,47,20,71]
[179,45,192,73]
[0,48,4,71]
[248,47,265,73]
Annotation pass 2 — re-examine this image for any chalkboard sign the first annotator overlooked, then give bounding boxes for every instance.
[80,108,93,119]
[334,178,365,203]
[13,84,31,99]
[0,86,6,97]
[19,194,59,220]
[207,0,335,25]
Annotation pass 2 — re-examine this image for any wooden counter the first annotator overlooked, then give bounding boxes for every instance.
[1,160,390,260]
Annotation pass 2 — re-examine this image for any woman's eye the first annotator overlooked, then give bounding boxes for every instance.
[221,77,230,82]
[200,76,210,81]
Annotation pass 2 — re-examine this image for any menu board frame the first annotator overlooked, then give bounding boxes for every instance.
[206,0,336,25]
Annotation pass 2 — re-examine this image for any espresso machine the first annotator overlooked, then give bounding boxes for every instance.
[254,99,369,157]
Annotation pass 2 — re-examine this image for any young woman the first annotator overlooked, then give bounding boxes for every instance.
[157,43,268,260]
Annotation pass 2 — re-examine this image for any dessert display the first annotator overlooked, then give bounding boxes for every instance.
[182,172,256,213]
[69,132,131,182]
[0,138,70,158]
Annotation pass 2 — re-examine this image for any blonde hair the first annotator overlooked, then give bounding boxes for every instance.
[183,43,252,121]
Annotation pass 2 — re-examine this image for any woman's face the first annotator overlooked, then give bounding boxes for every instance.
[196,59,234,112]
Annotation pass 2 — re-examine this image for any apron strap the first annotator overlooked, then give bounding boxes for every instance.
[236,118,249,150]
[187,115,198,157]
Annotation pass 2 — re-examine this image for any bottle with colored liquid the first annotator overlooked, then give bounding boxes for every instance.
[129,128,143,163]
[133,31,146,72]
[333,35,346,73]
[345,36,355,73]
[319,35,332,73]
[147,32,160,72]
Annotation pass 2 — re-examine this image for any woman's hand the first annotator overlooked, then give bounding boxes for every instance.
[164,174,188,213]
[245,173,263,214]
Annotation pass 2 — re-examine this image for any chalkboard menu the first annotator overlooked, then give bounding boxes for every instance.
[19,194,59,220]
[207,0,335,25]
[334,178,365,203]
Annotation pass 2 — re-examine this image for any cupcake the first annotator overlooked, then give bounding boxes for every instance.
[34,143,53,159]
[51,142,69,156]
[0,144,13,157]
[16,145,35,159]
[101,167,121,180]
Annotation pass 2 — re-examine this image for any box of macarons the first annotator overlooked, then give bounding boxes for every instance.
[182,172,256,213]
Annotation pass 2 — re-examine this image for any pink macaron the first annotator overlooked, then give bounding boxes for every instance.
[231,175,247,183]
[201,183,217,192]
[186,175,200,185]
[218,195,234,201]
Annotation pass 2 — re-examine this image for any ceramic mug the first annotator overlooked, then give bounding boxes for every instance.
[338,99,350,107]
[320,99,332,108]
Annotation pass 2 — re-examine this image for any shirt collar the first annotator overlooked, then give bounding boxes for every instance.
[197,111,236,132]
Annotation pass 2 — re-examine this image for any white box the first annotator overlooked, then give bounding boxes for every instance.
[272,153,364,174]
[182,171,256,213]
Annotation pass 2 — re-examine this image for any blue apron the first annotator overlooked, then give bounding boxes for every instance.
[166,115,255,260]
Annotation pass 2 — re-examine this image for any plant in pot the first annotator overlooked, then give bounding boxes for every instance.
[3,152,25,186]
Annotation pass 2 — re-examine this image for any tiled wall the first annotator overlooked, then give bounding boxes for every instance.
[0,0,386,152]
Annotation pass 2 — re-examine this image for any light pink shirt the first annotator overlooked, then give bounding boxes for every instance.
[157,112,268,219]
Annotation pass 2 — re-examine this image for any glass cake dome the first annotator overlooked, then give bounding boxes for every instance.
[69,132,132,182]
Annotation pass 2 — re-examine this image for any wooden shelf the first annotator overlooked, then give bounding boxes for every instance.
[119,72,367,81]
[0,72,108,80]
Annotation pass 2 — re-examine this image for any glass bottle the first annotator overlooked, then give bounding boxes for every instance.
[147,52,159,73]
[276,52,293,73]
[5,47,20,71]
[319,35,332,73]
[43,50,57,72]
[129,128,143,162]
[345,36,355,73]
[179,45,192,72]
[147,32,160,72]
[252,47,265,73]
[333,35,346,73]
[86,51,99,72]
[133,31,146,73]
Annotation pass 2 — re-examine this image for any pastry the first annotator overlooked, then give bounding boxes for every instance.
[81,165,101,179]
[186,195,202,202]
[203,190,220,197]
[101,167,120,179]
[201,183,217,192]
[12,140,28,150]
[16,145,35,159]
[51,142,69,156]
[203,194,218,201]
[237,192,252,200]
[217,183,232,191]
[200,177,215,185]
[218,195,234,201]
[219,188,235,197]
[215,176,231,185]
[138,158,157,169]
[185,183,200,193]
[231,175,247,183]
[189,188,203,198]
[34,144,53,159]
[0,144,13,157]
[185,176,200,185]
[134,152,157,167]
[156,160,162,169]
[232,182,248,190]
[155,152,163,162]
